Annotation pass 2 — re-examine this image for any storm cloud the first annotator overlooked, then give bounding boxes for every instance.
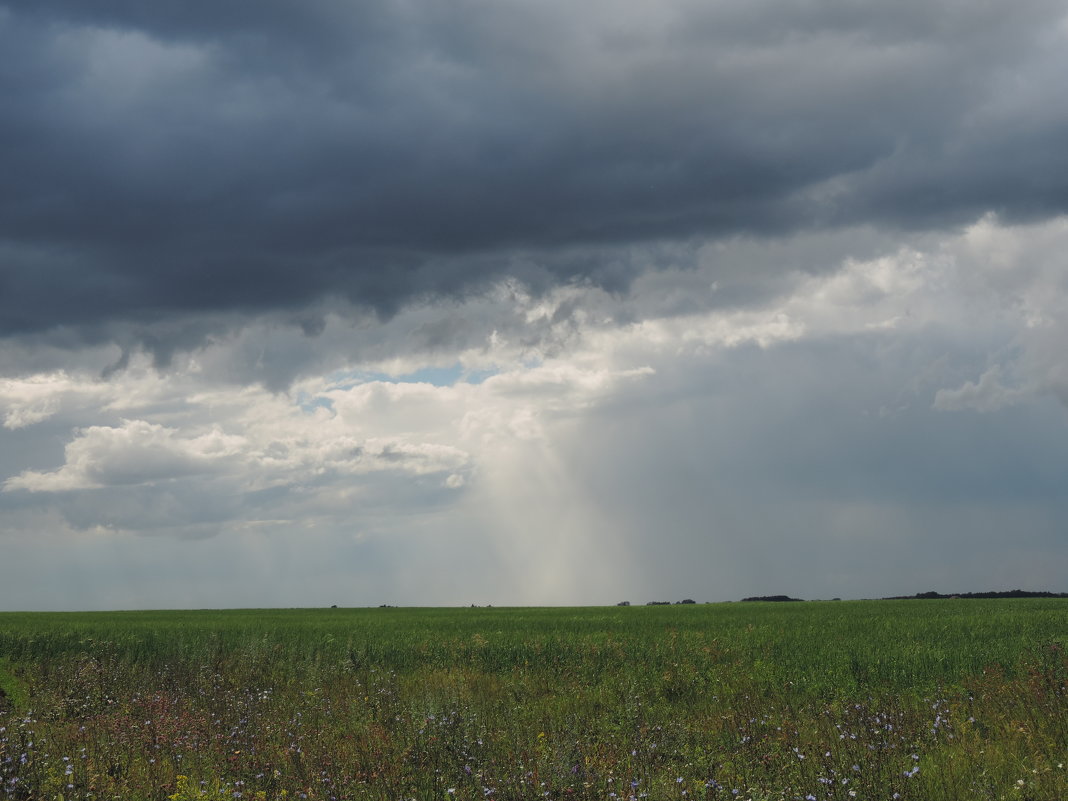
[4,0,1068,345]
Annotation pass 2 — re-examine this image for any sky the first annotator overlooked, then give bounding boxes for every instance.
[2,0,1068,609]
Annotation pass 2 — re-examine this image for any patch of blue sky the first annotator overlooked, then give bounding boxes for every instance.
[323,364,499,392]
[399,364,465,386]
[400,364,500,386]
[295,392,335,415]
[322,368,383,392]
[461,368,498,385]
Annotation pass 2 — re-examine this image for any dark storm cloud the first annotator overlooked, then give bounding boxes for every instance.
[2,0,1067,342]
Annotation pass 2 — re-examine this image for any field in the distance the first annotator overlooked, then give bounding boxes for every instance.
[0,600,1065,800]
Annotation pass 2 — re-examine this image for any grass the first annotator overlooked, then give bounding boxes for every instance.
[0,600,1065,800]
[0,658,29,714]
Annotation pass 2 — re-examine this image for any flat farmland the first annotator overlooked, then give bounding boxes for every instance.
[0,600,1065,800]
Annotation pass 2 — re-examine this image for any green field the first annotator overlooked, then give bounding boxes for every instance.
[0,600,1065,800]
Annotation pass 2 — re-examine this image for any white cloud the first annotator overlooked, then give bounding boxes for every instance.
[5,420,245,492]
[933,366,1026,413]
[0,371,103,429]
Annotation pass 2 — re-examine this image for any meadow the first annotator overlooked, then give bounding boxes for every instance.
[0,600,1065,801]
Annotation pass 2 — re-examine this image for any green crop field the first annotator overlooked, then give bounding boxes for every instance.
[0,600,1065,800]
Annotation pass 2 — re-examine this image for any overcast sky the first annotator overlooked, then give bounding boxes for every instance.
[2,0,1068,609]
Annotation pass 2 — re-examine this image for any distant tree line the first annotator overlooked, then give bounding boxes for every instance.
[615,589,1068,608]
[883,589,1068,600]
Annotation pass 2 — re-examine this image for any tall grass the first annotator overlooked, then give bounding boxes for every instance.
[0,600,1065,800]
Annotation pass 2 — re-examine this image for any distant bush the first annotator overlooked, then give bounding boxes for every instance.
[740,595,804,602]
